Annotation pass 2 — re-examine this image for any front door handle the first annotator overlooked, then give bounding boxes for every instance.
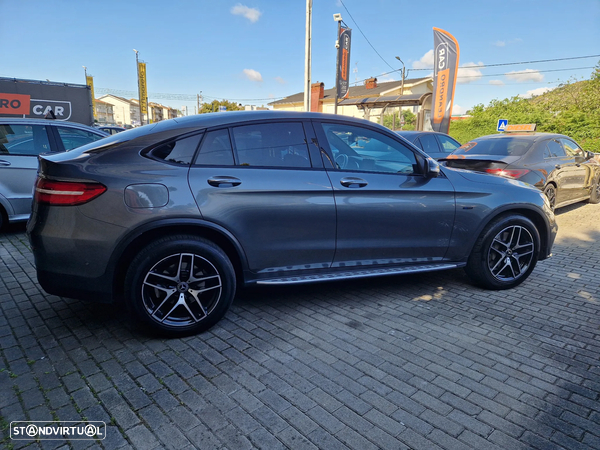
[207,176,242,187]
[0,160,11,166]
[555,164,562,170]
[340,177,368,188]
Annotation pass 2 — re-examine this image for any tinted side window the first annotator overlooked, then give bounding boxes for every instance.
[232,122,311,168]
[560,138,583,158]
[195,129,234,166]
[55,126,105,151]
[0,124,51,155]
[321,123,417,174]
[413,138,424,150]
[437,135,460,153]
[418,134,440,155]
[546,140,566,158]
[149,134,202,165]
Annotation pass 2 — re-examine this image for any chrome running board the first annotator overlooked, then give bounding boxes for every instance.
[256,263,462,285]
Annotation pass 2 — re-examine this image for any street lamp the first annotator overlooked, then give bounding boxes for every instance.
[395,56,407,95]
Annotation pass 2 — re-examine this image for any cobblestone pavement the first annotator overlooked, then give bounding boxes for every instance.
[1,203,599,449]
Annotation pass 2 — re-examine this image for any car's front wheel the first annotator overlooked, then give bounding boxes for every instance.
[465,214,540,290]
[125,235,236,337]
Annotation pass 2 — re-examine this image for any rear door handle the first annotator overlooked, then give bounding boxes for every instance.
[340,177,368,188]
[0,160,10,166]
[207,176,242,187]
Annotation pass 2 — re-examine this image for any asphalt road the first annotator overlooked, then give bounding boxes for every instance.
[1,202,599,449]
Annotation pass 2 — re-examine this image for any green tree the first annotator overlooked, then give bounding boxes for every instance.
[384,109,416,131]
[200,100,243,114]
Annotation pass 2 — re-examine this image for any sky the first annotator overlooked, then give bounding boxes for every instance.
[2,0,599,115]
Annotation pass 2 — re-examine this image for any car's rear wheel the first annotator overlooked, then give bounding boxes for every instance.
[543,184,557,211]
[125,235,236,337]
[465,214,540,290]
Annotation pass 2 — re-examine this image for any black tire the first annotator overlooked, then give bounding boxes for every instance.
[588,175,600,204]
[465,214,540,290]
[543,184,557,211]
[125,235,236,337]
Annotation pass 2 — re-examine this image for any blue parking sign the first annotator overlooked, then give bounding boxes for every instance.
[497,119,508,132]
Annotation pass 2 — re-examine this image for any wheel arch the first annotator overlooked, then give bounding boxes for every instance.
[473,207,551,260]
[111,218,248,300]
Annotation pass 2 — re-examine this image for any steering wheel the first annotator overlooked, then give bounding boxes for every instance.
[335,153,349,169]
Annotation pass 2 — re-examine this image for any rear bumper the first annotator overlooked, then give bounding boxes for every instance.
[36,269,114,303]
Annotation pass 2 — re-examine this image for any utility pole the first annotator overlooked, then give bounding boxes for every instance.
[303,0,312,112]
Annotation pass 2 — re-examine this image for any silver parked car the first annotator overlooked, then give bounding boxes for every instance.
[0,118,107,228]
[27,111,557,336]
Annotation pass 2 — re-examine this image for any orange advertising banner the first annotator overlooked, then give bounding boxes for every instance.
[431,28,460,134]
[0,93,31,115]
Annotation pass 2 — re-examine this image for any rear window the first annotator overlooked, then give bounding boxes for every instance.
[453,137,533,157]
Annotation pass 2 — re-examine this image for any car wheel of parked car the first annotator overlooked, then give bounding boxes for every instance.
[125,235,236,337]
[588,176,600,204]
[466,214,540,290]
[543,184,557,211]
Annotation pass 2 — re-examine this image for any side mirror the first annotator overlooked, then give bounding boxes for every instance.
[586,151,596,161]
[425,157,440,178]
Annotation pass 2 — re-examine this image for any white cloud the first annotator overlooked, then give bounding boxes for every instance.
[505,69,544,82]
[519,87,555,98]
[243,69,263,82]
[274,76,286,84]
[452,104,465,115]
[457,62,484,84]
[493,40,506,47]
[489,80,505,86]
[231,4,261,23]
[412,50,434,69]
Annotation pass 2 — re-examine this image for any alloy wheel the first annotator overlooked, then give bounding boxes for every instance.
[141,253,222,327]
[487,225,535,282]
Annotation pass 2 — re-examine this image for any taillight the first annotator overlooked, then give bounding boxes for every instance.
[485,168,530,179]
[34,178,107,206]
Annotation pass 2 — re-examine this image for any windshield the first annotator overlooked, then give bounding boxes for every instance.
[453,137,533,157]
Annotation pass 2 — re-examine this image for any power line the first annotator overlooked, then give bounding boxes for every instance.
[95,87,284,103]
[353,62,597,86]
[457,66,595,80]
[410,54,600,71]
[339,0,397,72]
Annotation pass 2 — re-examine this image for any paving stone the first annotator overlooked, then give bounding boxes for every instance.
[1,205,600,449]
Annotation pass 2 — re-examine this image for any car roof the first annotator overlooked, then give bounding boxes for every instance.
[0,117,101,131]
[471,132,570,143]
[148,110,396,134]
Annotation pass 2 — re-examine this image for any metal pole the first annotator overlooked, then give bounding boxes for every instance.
[334,20,341,115]
[304,0,312,112]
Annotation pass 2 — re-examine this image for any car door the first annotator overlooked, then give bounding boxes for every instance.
[0,123,53,219]
[560,138,592,200]
[544,139,576,204]
[314,120,455,267]
[187,120,336,274]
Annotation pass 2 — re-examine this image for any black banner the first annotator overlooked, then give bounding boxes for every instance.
[336,27,352,99]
